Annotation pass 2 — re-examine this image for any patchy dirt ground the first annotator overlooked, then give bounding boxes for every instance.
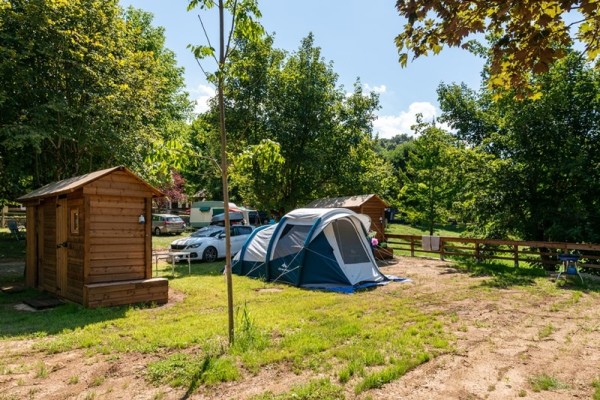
[1,257,599,399]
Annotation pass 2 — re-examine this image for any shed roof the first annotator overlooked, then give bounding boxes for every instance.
[17,166,164,202]
[305,194,387,209]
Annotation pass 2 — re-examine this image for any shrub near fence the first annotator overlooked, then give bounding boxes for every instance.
[386,234,600,272]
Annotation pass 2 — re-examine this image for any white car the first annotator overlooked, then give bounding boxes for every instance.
[169,225,254,262]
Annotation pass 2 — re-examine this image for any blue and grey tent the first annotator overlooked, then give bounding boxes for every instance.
[232,208,391,292]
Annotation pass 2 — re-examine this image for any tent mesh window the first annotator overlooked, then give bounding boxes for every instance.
[332,219,370,264]
[273,224,311,259]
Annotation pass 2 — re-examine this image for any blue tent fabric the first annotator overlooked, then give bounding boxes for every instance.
[232,208,397,292]
[301,231,351,286]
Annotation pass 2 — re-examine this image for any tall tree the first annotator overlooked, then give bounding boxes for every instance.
[398,121,460,235]
[206,34,394,211]
[0,0,191,201]
[439,52,600,243]
[187,0,263,345]
[395,0,600,96]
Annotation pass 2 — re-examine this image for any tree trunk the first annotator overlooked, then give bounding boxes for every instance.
[217,0,234,346]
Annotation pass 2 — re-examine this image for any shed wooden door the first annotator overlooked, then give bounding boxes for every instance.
[56,197,68,296]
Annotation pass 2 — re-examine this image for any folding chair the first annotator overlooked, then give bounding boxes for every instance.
[7,220,21,240]
[557,254,584,284]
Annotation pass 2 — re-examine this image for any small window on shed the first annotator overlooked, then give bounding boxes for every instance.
[70,208,80,234]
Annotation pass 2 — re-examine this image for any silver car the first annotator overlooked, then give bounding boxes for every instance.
[152,214,185,236]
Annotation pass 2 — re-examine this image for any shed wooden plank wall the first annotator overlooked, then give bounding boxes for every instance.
[342,201,386,241]
[22,167,167,308]
[85,172,151,285]
[41,200,57,292]
[66,193,84,303]
[362,202,386,241]
[84,278,168,308]
[25,206,37,287]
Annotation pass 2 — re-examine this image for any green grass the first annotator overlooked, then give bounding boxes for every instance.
[383,222,463,259]
[538,324,554,340]
[593,378,600,400]
[529,374,568,392]
[251,378,345,400]
[385,222,464,237]
[152,231,192,251]
[0,253,452,395]
[453,259,548,289]
[0,228,26,261]
[34,361,48,378]
[4,225,596,397]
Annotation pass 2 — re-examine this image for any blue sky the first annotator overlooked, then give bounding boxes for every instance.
[120,0,486,138]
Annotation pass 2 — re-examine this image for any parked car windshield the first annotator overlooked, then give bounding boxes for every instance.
[166,216,184,222]
[191,226,224,238]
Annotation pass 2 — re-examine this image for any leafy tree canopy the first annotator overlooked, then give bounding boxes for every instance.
[395,0,600,96]
[191,33,397,211]
[397,120,460,235]
[0,0,191,200]
[438,52,600,242]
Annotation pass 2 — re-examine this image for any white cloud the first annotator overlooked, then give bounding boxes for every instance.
[364,83,387,94]
[190,84,215,114]
[373,102,449,139]
[346,83,387,98]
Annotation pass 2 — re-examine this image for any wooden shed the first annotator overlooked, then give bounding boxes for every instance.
[306,194,388,241]
[17,166,168,308]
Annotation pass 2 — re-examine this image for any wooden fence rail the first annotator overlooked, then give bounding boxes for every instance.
[385,234,600,271]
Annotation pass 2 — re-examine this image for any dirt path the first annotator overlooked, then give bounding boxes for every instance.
[373,257,600,400]
[1,257,599,399]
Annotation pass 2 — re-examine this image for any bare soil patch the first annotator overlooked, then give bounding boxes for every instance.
[1,257,599,399]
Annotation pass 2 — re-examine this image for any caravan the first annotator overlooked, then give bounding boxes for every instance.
[190,201,257,228]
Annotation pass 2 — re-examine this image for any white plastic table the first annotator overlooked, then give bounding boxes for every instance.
[152,251,191,275]
[167,251,191,275]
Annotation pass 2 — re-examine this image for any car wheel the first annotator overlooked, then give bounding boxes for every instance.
[203,246,218,262]
[154,227,161,236]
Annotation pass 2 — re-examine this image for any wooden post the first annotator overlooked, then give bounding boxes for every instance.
[144,197,153,279]
[440,238,445,261]
[25,206,37,287]
[475,241,481,263]
[410,236,415,257]
[513,244,519,268]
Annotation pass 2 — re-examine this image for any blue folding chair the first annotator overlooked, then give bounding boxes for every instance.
[7,220,21,240]
[556,254,583,284]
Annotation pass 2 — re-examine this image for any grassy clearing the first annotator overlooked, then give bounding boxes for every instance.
[0,252,451,395]
[2,229,598,397]
[384,223,466,259]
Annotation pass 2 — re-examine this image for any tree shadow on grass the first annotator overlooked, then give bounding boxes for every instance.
[554,275,600,292]
[449,257,600,292]
[0,288,130,338]
[159,260,225,280]
[452,258,547,289]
